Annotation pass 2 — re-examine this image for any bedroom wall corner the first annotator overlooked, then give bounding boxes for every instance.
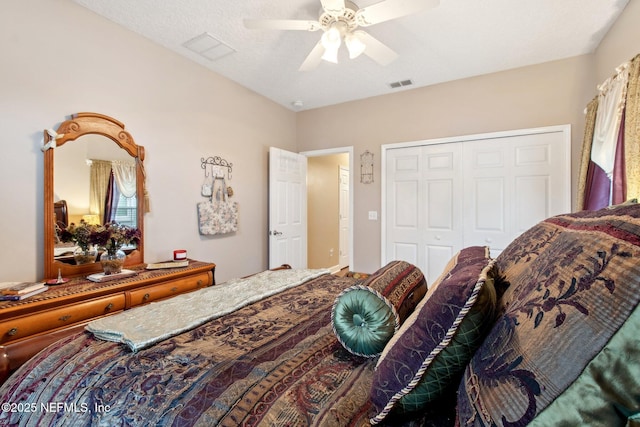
[0,0,297,282]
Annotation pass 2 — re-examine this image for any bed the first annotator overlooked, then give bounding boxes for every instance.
[0,265,449,427]
[2,202,640,426]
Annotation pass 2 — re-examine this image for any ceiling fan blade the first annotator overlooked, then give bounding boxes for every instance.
[299,41,326,71]
[243,19,321,31]
[357,31,398,66]
[356,0,439,26]
[320,0,346,16]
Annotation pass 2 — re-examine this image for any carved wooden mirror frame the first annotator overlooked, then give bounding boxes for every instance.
[44,112,145,279]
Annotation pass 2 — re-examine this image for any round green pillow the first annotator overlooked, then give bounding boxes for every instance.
[331,285,398,357]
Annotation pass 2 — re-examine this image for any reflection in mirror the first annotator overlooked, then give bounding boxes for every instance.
[53,136,139,264]
[44,113,145,279]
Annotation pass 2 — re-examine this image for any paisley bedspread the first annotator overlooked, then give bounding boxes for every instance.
[0,273,386,427]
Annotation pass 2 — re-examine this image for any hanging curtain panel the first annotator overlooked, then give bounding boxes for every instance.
[577,97,598,210]
[579,58,638,210]
[89,159,112,224]
[591,63,629,178]
[624,54,640,201]
[112,160,137,198]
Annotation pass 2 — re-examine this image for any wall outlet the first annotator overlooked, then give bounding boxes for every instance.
[368,211,378,220]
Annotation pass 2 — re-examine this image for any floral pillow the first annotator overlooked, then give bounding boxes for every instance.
[457,203,640,426]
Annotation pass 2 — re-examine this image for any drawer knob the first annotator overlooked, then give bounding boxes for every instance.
[197,280,203,286]
[7,327,18,336]
[142,293,150,301]
[59,315,72,322]
[105,303,114,312]
[171,287,178,292]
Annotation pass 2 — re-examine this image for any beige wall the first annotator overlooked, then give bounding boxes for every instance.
[0,0,296,282]
[307,154,349,269]
[2,0,638,281]
[297,56,595,273]
[297,2,639,273]
[594,0,640,83]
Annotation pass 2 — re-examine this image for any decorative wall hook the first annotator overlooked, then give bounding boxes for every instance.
[201,156,233,180]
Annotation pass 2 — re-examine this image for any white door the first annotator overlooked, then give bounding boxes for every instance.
[462,132,568,256]
[339,166,350,269]
[383,126,570,282]
[385,143,463,284]
[269,147,307,269]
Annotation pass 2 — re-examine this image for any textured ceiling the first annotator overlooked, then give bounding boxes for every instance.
[73,0,628,111]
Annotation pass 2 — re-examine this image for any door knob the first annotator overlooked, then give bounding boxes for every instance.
[270,230,283,236]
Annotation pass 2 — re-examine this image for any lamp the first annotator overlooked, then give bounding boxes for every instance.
[345,31,366,59]
[321,25,342,63]
[82,214,100,225]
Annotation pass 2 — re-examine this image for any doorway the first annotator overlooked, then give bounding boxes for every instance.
[303,147,354,273]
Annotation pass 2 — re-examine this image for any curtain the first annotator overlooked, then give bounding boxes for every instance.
[89,160,112,224]
[577,98,598,210]
[112,160,136,198]
[578,54,640,210]
[591,64,629,178]
[103,172,115,225]
[625,54,640,200]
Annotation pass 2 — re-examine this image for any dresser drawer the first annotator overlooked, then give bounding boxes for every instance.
[0,294,125,344]
[126,271,211,307]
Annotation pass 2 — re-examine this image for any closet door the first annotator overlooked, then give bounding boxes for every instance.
[462,132,568,256]
[385,143,463,284]
[383,126,570,282]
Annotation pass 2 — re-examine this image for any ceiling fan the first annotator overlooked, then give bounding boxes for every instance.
[244,0,439,71]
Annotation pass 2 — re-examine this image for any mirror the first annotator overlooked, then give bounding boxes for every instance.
[44,112,145,279]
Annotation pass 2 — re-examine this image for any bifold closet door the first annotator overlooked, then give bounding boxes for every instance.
[385,143,463,284]
[462,131,568,257]
[384,127,570,283]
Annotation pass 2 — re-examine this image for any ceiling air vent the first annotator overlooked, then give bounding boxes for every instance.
[389,79,413,89]
[183,32,236,61]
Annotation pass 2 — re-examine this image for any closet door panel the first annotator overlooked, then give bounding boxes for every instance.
[422,144,463,283]
[514,175,549,233]
[463,140,511,254]
[386,148,422,269]
[511,132,565,229]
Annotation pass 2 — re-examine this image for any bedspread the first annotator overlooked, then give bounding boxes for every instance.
[0,273,384,427]
[86,268,330,351]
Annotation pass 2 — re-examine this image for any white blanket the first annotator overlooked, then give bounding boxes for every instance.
[86,268,329,352]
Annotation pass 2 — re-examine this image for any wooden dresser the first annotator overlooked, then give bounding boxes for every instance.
[0,260,215,383]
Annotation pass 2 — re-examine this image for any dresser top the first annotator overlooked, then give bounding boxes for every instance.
[0,260,215,317]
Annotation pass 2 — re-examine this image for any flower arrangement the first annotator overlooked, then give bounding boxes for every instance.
[59,220,99,251]
[60,221,140,254]
[91,222,141,255]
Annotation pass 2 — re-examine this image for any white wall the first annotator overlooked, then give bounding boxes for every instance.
[0,0,296,283]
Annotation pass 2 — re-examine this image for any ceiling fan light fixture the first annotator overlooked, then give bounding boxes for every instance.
[345,31,366,59]
[321,45,340,63]
[321,25,342,50]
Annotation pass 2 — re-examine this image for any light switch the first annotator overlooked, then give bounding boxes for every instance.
[368,211,378,220]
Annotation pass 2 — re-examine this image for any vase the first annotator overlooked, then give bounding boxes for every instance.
[100,249,126,275]
[73,246,98,265]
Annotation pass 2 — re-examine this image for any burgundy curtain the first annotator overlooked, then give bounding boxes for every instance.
[103,171,116,224]
[583,108,628,210]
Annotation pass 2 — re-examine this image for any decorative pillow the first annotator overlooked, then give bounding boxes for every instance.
[527,302,640,426]
[457,203,640,427]
[369,246,497,425]
[332,261,427,357]
[495,201,640,303]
